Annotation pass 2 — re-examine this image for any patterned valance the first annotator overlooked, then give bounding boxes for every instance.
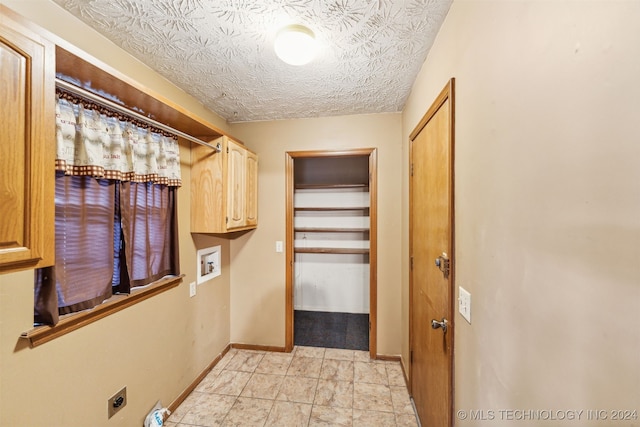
[55,90,181,187]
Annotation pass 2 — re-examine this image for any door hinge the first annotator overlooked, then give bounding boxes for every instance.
[411,164,414,176]
[225,216,228,223]
[410,350,413,364]
[410,256,414,270]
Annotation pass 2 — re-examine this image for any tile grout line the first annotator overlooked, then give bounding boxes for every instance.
[224,351,267,426]
[262,352,291,426]
[173,347,418,427]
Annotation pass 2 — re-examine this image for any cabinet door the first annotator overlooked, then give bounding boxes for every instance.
[226,139,246,229]
[245,150,258,226]
[0,16,55,272]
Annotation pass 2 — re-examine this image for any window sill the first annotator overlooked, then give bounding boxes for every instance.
[21,274,184,348]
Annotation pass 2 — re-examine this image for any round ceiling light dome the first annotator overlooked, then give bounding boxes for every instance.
[274,24,318,66]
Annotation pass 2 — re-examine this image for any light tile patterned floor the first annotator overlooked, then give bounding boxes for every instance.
[166,346,419,427]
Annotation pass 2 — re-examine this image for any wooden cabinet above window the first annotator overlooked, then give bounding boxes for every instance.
[191,136,258,234]
[0,11,55,273]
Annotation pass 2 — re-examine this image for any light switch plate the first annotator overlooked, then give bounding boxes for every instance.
[189,281,196,298]
[459,286,471,324]
[275,241,283,253]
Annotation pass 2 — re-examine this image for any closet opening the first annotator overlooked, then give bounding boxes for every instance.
[285,149,377,358]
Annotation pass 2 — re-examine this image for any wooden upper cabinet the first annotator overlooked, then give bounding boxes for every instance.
[226,139,247,229]
[191,136,258,234]
[245,150,258,227]
[0,12,55,273]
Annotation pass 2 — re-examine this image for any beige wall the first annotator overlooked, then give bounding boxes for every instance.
[229,114,403,356]
[3,0,639,425]
[402,1,640,425]
[0,2,232,426]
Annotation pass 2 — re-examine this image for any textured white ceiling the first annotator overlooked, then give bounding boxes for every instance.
[53,0,452,122]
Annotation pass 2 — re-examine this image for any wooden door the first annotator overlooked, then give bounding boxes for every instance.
[409,79,455,426]
[226,139,246,229]
[0,12,55,272]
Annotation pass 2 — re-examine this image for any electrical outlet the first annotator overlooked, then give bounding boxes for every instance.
[107,386,127,419]
[458,286,471,324]
[189,281,196,297]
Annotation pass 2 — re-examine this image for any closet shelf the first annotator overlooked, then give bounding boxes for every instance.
[294,247,370,255]
[294,207,369,212]
[295,183,368,190]
[295,227,369,233]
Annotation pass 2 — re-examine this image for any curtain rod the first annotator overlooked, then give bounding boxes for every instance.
[55,78,221,152]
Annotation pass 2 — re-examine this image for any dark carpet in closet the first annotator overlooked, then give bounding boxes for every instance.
[294,310,369,351]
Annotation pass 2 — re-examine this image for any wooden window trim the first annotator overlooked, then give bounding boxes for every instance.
[21,274,184,347]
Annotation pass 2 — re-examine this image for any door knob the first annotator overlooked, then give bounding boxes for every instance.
[431,318,448,333]
[434,252,450,279]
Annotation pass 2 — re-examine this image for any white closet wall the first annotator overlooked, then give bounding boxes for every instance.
[293,156,370,314]
[294,253,370,313]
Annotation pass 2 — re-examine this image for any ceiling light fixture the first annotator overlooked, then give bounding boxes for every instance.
[274,24,317,66]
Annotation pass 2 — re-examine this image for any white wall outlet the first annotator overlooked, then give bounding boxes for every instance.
[458,286,471,324]
[275,241,283,253]
[189,281,196,298]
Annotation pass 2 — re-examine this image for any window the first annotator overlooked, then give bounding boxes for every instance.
[33,89,182,327]
[118,180,179,290]
[34,174,179,326]
[34,175,116,325]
